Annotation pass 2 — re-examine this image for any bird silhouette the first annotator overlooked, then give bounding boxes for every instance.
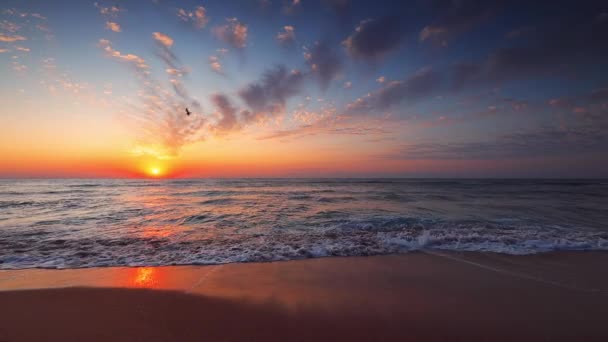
[185,108,191,116]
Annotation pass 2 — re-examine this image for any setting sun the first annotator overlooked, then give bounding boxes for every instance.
[149,167,161,177]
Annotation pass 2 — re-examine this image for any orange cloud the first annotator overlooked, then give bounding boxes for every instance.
[0,33,26,42]
[208,55,223,74]
[106,21,121,32]
[152,32,173,48]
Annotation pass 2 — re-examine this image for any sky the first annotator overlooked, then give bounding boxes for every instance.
[1,0,607,178]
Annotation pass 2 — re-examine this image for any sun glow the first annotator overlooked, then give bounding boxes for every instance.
[146,165,164,177]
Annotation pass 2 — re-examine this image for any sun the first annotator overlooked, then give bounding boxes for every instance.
[148,167,162,177]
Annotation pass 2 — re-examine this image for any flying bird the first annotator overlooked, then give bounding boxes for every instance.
[185,108,191,116]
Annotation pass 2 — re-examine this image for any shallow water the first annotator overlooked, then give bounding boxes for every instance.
[1,179,607,269]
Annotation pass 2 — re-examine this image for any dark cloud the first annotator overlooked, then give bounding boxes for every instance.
[347,67,442,113]
[282,0,302,15]
[343,16,405,60]
[548,87,608,122]
[386,126,608,160]
[590,88,608,102]
[210,93,239,133]
[239,65,305,123]
[304,41,343,90]
[420,0,502,46]
[450,8,608,88]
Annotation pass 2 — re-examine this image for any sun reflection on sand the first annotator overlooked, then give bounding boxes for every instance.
[132,267,158,287]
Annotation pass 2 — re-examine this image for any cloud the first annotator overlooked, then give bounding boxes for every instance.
[176,6,208,29]
[98,39,148,70]
[0,48,9,53]
[98,38,207,158]
[343,16,404,59]
[304,41,342,90]
[239,65,305,123]
[449,9,608,90]
[105,21,121,32]
[0,20,21,33]
[376,76,385,83]
[276,25,296,46]
[419,0,500,47]
[386,126,608,160]
[94,2,122,17]
[0,33,26,42]
[208,55,223,74]
[547,87,608,121]
[165,68,185,76]
[11,60,27,72]
[347,67,441,113]
[39,58,102,104]
[2,8,53,42]
[15,46,29,52]
[152,32,173,48]
[419,26,447,43]
[590,88,608,102]
[258,112,393,141]
[213,18,248,49]
[343,81,352,89]
[210,93,240,133]
[283,0,302,15]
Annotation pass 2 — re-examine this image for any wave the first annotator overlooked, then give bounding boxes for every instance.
[0,201,37,209]
[2,218,606,269]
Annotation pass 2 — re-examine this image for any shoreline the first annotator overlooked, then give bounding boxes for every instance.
[1,251,607,341]
[3,246,608,271]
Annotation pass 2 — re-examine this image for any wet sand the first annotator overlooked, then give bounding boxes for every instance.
[1,251,607,341]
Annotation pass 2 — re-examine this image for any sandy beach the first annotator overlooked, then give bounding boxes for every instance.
[1,251,607,341]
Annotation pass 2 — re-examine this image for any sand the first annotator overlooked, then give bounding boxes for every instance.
[1,251,607,341]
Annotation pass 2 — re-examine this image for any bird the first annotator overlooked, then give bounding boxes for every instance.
[185,108,191,116]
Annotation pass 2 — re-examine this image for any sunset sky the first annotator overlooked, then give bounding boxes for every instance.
[1,0,607,178]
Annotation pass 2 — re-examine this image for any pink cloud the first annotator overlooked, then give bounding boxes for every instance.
[94,2,121,17]
[152,32,173,48]
[177,6,208,29]
[213,18,248,49]
[208,55,223,74]
[276,25,295,45]
[98,39,148,70]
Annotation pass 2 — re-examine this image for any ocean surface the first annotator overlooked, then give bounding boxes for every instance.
[1,179,607,269]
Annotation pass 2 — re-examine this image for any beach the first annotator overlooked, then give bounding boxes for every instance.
[1,251,607,341]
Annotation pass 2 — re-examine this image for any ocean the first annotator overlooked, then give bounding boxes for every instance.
[1,179,607,269]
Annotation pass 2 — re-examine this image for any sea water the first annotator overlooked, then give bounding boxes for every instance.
[1,179,607,269]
